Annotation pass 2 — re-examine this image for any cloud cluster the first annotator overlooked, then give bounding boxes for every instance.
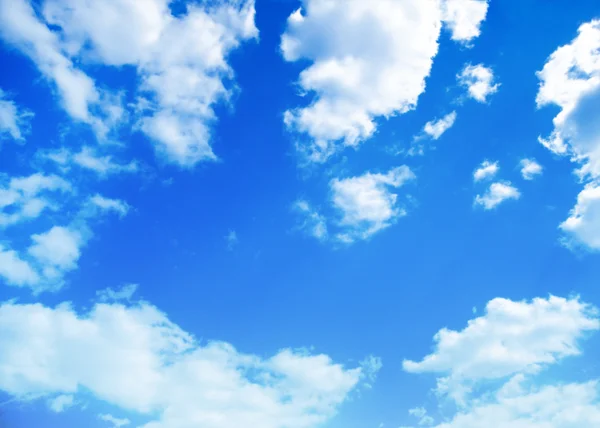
[458,64,499,103]
[402,296,600,426]
[0,0,258,166]
[282,0,488,163]
[0,298,372,428]
[537,19,600,250]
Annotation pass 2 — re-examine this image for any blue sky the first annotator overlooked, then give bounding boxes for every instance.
[1,0,600,427]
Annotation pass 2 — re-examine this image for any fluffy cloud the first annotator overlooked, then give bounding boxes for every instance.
[0,245,40,287]
[473,160,498,182]
[474,182,520,210]
[402,296,600,427]
[90,194,130,217]
[519,159,543,180]
[536,20,600,250]
[281,0,488,163]
[441,0,489,43]
[331,166,415,242]
[423,112,458,140]
[0,88,33,142]
[0,173,71,228]
[0,299,369,428]
[96,284,139,303]
[458,64,499,102]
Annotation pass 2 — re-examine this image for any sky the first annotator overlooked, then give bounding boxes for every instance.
[1,0,600,427]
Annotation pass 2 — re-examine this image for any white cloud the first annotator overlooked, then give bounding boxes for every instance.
[519,159,543,180]
[458,64,499,102]
[28,226,83,272]
[474,182,520,210]
[48,394,74,413]
[331,166,415,242]
[90,194,130,217]
[0,88,33,142]
[560,183,600,250]
[99,414,131,428]
[281,0,489,162]
[294,200,328,242]
[409,407,434,426]
[536,20,600,250]
[96,284,138,303]
[0,244,39,287]
[0,299,368,428]
[423,111,458,140]
[0,173,71,228]
[441,0,489,44]
[360,355,383,389]
[403,296,599,404]
[0,0,123,137]
[225,230,239,251]
[41,147,138,177]
[473,160,498,182]
[402,296,600,427]
[35,0,257,166]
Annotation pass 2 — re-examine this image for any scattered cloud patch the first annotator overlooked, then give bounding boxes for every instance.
[96,284,138,303]
[441,0,489,44]
[458,64,499,103]
[48,394,75,413]
[0,88,32,142]
[423,112,458,141]
[473,160,499,182]
[99,414,130,428]
[0,173,72,228]
[225,230,239,251]
[519,158,543,180]
[474,182,520,210]
[0,299,369,428]
[331,166,416,243]
[360,355,383,389]
[90,194,130,217]
[294,200,328,242]
[409,407,434,426]
[42,147,138,177]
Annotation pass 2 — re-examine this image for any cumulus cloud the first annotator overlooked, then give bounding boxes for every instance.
[0,173,71,228]
[331,166,416,242]
[402,296,600,427]
[0,88,33,142]
[458,64,499,102]
[0,299,369,428]
[225,230,239,251]
[519,158,543,180]
[281,0,488,163]
[441,0,489,44]
[0,244,40,287]
[537,20,600,250]
[473,160,498,182]
[474,182,520,210]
